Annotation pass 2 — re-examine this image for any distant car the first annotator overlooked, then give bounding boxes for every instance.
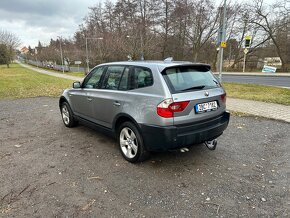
[59,60,230,162]
[46,64,54,68]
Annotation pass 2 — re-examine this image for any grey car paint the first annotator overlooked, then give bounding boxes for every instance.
[171,87,226,125]
[62,61,226,129]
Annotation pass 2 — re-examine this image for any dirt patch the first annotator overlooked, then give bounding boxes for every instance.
[0,97,289,217]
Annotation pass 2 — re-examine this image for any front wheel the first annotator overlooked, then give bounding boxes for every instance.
[60,102,78,128]
[118,122,149,163]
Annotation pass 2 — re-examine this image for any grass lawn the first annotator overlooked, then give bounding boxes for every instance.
[1,63,290,106]
[223,82,290,105]
[65,71,85,77]
[0,64,73,99]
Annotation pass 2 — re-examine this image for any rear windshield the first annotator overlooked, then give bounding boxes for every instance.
[162,66,220,93]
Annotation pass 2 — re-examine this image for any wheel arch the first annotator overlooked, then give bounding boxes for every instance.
[59,96,68,110]
[112,113,141,136]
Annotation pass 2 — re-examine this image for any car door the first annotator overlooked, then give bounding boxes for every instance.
[69,66,106,121]
[88,65,130,128]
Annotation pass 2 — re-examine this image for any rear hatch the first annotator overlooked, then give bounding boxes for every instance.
[161,64,226,125]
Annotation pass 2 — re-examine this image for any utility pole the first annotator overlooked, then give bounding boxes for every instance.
[57,36,64,74]
[85,37,103,73]
[140,33,144,61]
[243,35,251,72]
[218,0,227,82]
[243,49,248,72]
[85,37,89,73]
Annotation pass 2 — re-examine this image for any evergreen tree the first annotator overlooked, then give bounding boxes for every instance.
[0,44,10,67]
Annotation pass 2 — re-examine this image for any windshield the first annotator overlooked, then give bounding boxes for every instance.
[162,66,220,93]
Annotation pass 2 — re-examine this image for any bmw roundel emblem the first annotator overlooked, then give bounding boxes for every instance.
[204,91,209,97]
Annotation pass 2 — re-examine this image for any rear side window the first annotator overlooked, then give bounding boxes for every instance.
[131,67,153,89]
[103,66,126,90]
[162,66,220,93]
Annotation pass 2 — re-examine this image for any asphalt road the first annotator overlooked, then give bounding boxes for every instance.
[1,97,290,217]
[221,75,290,88]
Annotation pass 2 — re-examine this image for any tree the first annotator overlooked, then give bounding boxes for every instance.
[0,44,10,67]
[0,30,21,67]
[250,0,290,70]
[36,41,43,54]
[24,0,289,72]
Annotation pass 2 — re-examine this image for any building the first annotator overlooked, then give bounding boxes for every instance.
[20,47,29,55]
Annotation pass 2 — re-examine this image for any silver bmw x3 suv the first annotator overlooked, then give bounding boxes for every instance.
[59,60,230,162]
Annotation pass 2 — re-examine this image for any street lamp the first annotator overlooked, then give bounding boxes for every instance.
[85,37,103,73]
[126,34,144,61]
[57,36,64,74]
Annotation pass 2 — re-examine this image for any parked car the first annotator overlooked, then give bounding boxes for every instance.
[59,60,230,162]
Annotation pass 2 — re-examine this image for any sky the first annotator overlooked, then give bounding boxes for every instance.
[0,0,99,48]
[0,0,276,49]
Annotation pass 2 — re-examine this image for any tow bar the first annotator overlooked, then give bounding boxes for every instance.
[204,139,217,150]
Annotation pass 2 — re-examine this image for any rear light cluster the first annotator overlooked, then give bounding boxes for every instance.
[221,93,227,104]
[157,98,189,118]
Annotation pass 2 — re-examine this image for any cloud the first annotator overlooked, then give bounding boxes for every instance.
[0,0,99,47]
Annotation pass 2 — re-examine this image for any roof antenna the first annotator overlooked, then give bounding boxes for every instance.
[164,57,173,62]
[127,55,132,61]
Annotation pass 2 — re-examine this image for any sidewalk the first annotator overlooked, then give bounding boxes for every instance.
[19,62,290,123]
[17,61,83,81]
[227,98,290,123]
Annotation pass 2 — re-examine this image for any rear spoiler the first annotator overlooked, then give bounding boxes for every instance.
[161,64,211,74]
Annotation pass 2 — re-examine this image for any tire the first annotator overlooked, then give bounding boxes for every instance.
[60,102,78,128]
[118,122,149,163]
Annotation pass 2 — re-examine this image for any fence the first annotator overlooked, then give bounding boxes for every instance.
[27,60,86,73]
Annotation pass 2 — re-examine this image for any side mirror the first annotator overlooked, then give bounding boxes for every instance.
[73,81,81,88]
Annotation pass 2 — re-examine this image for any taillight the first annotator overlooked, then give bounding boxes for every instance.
[157,99,190,118]
[221,93,226,104]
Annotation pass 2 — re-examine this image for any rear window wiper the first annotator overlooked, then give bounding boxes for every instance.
[180,85,205,91]
[213,80,220,86]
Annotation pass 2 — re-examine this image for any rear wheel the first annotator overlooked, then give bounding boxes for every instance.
[60,102,78,128]
[118,122,149,163]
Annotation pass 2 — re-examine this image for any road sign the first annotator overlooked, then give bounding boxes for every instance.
[75,61,82,65]
[262,65,277,73]
[244,48,249,54]
[245,35,251,40]
[220,41,227,48]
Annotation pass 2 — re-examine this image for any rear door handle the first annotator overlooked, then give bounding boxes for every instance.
[113,101,121,106]
[87,97,92,102]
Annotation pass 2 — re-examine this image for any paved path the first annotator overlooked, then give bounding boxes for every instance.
[19,62,290,123]
[17,61,83,81]
[227,98,290,123]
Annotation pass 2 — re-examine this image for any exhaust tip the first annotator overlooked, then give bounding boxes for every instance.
[180,147,189,152]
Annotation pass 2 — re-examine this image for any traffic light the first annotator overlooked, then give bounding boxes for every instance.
[245,36,251,48]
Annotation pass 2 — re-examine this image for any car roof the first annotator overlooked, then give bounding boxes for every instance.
[97,60,211,72]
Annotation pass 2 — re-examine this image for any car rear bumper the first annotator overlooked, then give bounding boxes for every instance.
[139,111,230,151]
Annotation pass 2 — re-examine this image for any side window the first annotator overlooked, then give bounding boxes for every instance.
[104,66,125,90]
[131,67,153,89]
[83,67,105,89]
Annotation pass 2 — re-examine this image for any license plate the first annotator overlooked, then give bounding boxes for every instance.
[195,101,218,113]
